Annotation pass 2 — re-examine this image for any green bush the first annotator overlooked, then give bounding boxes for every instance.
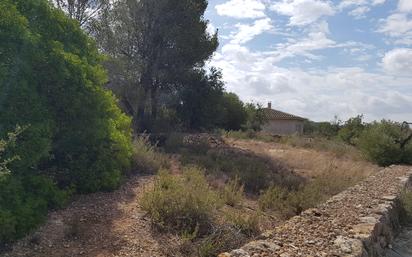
[132,136,168,174]
[0,0,134,244]
[0,0,133,193]
[358,120,412,166]
[221,177,244,207]
[0,175,68,243]
[219,93,248,131]
[141,166,221,235]
[337,115,365,145]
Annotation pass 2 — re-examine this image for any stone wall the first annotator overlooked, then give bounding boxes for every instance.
[219,166,412,257]
[261,120,304,135]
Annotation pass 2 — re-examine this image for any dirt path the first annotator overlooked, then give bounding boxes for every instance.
[1,174,182,257]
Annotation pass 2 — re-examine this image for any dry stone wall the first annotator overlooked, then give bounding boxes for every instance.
[219,166,412,257]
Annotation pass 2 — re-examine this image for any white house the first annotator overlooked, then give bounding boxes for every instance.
[261,103,306,135]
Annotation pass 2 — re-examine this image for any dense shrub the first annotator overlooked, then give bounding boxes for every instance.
[338,115,365,145]
[0,0,133,193]
[0,0,133,244]
[303,119,340,138]
[141,167,221,234]
[357,121,412,166]
[219,93,248,131]
[0,175,68,243]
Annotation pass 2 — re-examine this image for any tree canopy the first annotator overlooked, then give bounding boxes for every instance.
[94,0,219,131]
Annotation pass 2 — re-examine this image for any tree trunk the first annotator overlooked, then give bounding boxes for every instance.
[135,72,152,132]
[151,85,158,122]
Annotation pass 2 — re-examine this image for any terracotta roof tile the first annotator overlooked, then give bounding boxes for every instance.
[262,108,306,121]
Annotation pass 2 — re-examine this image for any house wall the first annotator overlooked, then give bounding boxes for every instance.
[261,119,304,135]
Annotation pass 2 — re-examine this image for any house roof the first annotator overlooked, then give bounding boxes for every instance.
[262,108,306,121]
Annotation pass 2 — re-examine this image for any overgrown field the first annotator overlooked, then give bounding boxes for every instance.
[138,133,378,256]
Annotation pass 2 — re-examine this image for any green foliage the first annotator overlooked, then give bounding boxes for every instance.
[0,0,133,243]
[243,103,267,131]
[0,175,68,243]
[132,136,168,174]
[0,0,133,192]
[175,68,225,130]
[358,120,412,166]
[221,177,244,207]
[219,93,248,131]
[95,0,219,131]
[141,167,221,235]
[0,127,24,176]
[338,115,365,145]
[304,118,341,138]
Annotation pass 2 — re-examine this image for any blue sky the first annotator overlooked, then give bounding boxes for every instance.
[204,0,412,122]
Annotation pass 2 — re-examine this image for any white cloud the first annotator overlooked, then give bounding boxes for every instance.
[399,0,412,13]
[377,13,412,45]
[338,0,368,9]
[372,0,385,5]
[207,23,216,35]
[270,0,335,26]
[349,6,370,19]
[338,0,385,9]
[261,21,371,63]
[210,44,412,121]
[382,48,412,76]
[229,18,273,44]
[215,0,266,19]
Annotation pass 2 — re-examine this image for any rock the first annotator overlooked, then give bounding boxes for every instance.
[228,249,251,257]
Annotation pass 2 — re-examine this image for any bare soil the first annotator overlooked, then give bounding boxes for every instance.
[1,174,183,257]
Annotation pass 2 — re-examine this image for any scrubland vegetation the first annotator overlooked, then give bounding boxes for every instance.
[1,0,411,256]
[224,115,412,167]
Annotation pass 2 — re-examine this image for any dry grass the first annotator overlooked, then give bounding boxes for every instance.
[227,138,377,180]
[226,138,378,218]
[132,136,170,174]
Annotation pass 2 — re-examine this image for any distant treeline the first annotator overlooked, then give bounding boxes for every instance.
[303,116,412,166]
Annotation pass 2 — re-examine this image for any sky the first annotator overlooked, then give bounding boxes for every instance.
[204,0,412,122]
